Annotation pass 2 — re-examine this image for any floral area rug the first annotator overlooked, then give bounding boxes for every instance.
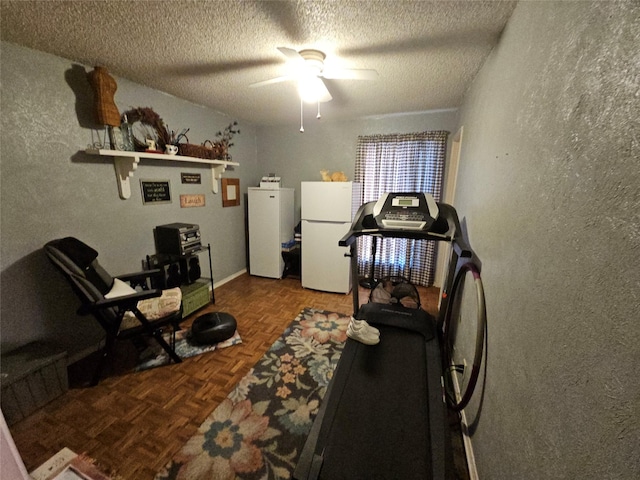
[136,327,242,371]
[155,308,350,480]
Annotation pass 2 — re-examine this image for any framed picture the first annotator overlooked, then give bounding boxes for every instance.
[140,179,171,205]
[222,178,240,207]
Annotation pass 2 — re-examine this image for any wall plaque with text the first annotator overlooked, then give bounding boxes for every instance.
[181,172,201,184]
[180,194,206,208]
[140,180,171,205]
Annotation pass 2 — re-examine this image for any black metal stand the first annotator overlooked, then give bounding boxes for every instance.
[146,243,214,304]
[358,236,378,289]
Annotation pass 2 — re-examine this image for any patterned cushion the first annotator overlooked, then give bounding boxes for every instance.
[119,287,182,332]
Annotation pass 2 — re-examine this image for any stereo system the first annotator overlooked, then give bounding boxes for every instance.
[149,222,203,287]
[154,222,202,256]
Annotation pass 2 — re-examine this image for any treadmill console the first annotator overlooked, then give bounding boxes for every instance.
[372,193,439,231]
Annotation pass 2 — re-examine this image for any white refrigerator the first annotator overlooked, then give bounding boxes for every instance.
[248,187,294,278]
[301,181,362,293]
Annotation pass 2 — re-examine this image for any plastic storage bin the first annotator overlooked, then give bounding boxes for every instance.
[1,342,68,425]
[181,280,211,317]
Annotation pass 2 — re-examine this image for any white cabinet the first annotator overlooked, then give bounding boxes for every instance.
[248,188,294,278]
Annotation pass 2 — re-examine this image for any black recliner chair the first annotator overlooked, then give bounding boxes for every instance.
[45,237,183,385]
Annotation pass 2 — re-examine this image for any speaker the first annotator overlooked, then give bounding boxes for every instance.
[179,255,201,284]
[166,263,183,288]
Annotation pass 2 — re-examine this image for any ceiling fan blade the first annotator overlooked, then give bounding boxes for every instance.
[317,78,333,103]
[321,68,379,81]
[277,47,304,63]
[249,75,293,88]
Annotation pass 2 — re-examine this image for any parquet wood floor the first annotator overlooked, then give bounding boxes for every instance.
[9,273,465,479]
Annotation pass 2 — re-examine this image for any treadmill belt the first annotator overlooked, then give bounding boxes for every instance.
[315,325,431,479]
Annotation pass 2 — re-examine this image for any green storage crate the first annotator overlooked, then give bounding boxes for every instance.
[181,279,211,317]
[1,341,68,425]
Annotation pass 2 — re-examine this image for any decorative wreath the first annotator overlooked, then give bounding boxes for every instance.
[122,107,169,151]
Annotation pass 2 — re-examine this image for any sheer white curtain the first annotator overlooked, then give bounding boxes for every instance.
[354,131,448,286]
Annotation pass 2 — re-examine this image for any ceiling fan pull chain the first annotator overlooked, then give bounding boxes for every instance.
[317,101,321,119]
[300,98,305,133]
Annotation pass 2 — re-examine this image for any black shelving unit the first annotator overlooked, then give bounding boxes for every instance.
[146,243,214,317]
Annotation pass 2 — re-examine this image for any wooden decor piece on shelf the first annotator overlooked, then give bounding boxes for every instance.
[87,66,120,127]
[222,178,240,207]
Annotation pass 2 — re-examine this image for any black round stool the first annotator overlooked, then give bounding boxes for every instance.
[191,312,237,345]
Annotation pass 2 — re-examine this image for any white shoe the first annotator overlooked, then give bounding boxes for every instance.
[350,317,380,336]
[347,324,380,345]
[347,317,380,345]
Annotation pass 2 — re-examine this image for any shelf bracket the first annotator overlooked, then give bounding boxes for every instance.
[114,155,140,199]
[211,164,228,194]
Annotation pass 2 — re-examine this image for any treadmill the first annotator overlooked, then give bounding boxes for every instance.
[294,193,471,480]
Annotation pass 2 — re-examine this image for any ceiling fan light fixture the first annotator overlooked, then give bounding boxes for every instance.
[298,49,326,67]
[298,76,326,103]
[253,46,375,129]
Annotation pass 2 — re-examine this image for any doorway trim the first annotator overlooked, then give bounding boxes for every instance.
[434,126,463,288]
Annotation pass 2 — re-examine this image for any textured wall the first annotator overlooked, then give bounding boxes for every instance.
[0,42,259,356]
[454,1,639,478]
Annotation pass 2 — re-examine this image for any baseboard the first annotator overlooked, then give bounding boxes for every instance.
[450,365,480,480]
[213,269,246,289]
[459,407,479,479]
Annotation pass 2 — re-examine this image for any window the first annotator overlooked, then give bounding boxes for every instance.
[355,131,448,286]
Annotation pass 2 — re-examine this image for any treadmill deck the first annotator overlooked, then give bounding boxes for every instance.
[295,303,448,479]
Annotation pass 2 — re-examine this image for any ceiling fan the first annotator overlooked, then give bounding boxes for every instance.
[250,47,378,104]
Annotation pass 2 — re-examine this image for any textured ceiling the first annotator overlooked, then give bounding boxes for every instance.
[1,0,516,127]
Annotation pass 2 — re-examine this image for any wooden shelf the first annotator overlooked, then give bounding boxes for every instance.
[86,148,239,199]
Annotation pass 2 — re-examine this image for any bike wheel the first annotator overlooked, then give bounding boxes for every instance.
[442,262,486,411]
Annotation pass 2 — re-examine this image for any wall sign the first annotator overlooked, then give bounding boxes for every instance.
[180,194,206,208]
[140,179,171,205]
[181,172,201,184]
